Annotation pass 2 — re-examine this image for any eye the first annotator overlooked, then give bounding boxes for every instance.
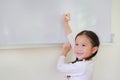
[75,43,78,46]
[82,44,86,47]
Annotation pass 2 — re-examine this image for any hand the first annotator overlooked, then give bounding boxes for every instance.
[61,42,71,57]
[64,13,71,22]
[64,13,72,34]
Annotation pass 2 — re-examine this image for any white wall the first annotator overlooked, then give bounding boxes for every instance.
[93,44,120,80]
[0,0,120,80]
[0,46,66,80]
[112,0,120,44]
[0,44,120,80]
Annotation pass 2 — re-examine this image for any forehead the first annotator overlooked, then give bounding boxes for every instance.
[75,35,92,44]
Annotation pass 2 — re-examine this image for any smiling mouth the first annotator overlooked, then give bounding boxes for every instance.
[76,52,84,56]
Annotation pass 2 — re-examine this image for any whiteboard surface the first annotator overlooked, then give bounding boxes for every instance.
[0,0,112,46]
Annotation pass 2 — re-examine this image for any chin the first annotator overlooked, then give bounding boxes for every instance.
[76,56,83,60]
[76,54,84,59]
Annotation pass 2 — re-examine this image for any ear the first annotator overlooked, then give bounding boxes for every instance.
[92,47,99,54]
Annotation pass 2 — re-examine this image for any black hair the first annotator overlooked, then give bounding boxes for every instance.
[72,30,100,63]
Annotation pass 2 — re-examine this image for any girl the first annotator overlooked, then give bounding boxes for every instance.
[57,13,100,80]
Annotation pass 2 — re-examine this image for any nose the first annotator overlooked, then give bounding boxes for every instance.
[75,45,83,52]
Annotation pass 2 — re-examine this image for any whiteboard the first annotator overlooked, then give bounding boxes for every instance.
[0,0,112,46]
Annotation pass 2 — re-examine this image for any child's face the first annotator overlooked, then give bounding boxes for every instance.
[74,35,98,60]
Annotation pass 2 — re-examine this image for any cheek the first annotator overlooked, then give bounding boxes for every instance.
[74,46,80,50]
[74,46,79,54]
[85,49,93,55]
[74,47,77,53]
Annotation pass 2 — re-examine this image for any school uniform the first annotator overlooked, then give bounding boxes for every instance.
[57,33,94,80]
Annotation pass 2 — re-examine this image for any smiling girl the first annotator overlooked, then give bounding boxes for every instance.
[57,13,100,80]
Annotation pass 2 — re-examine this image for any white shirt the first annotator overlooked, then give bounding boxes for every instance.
[57,33,94,80]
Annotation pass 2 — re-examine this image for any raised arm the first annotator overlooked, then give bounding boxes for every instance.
[64,13,72,35]
[61,42,71,57]
[64,13,75,49]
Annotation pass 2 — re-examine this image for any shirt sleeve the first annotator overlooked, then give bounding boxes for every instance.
[57,56,79,74]
[67,33,75,49]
